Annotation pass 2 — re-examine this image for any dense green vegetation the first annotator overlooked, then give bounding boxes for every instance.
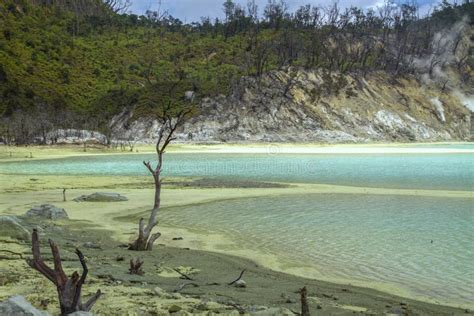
[0,0,472,144]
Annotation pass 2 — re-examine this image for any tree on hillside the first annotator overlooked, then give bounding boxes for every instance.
[128,82,196,251]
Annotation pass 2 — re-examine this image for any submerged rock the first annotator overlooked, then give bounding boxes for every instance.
[74,192,128,202]
[0,216,30,240]
[67,312,94,316]
[26,204,68,220]
[0,295,49,315]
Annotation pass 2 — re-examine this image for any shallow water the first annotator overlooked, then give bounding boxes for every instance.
[1,150,473,306]
[161,194,474,306]
[1,152,473,190]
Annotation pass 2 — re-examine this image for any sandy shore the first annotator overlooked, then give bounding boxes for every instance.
[0,216,469,315]
[0,172,473,313]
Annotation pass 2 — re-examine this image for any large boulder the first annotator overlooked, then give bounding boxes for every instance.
[73,192,128,202]
[0,295,49,315]
[0,216,30,240]
[26,204,68,220]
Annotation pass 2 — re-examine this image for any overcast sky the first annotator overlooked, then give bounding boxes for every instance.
[129,0,440,22]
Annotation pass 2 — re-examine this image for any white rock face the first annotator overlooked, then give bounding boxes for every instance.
[112,69,470,143]
[46,129,106,145]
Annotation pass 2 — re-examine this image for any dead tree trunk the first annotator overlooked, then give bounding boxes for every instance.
[26,229,102,315]
[128,108,190,251]
[129,257,145,275]
[300,286,310,316]
[128,161,162,251]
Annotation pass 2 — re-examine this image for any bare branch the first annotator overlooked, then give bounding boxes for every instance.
[228,269,246,285]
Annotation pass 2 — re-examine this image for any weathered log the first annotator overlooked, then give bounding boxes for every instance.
[26,229,101,315]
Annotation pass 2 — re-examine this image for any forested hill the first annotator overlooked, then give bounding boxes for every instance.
[0,0,473,144]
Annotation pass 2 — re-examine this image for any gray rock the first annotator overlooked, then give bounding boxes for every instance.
[0,295,49,315]
[0,216,30,240]
[74,192,128,202]
[67,312,94,316]
[234,279,247,288]
[26,204,68,220]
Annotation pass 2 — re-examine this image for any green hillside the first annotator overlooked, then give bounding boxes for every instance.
[0,0,472,143]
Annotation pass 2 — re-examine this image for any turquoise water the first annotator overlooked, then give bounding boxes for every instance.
[1,150,473,305]
[1,153,473,190]
[161,194,474,306]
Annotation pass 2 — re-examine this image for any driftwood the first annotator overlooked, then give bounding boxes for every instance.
[129,257,144,275]
[173,268,194,280]
[173,281,199,292]
[300,286,310,316]
[228,269,246,285]
[26,229,101,315]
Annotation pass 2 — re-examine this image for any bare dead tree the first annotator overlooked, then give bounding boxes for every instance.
[300,286,310,316]
[26,229,101,315]
[103,0,132,13]
[128,95,194,251]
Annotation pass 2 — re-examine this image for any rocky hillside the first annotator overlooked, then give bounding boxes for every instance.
[114,68,472,143]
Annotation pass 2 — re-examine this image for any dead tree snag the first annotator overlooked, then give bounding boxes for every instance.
[26,229,102,315]
[129,257,145,275]
[128,100,193,251]
[300,286,310,316]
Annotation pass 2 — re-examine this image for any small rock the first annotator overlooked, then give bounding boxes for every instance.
[153,287,167,297]
[234,279,247,288]
[316,305,322,309]
[0,216,30,240]
[399,302,408,306]
[168,304,182,313]
[73,192,128,202]
[68,312,94,316]
[172,237,184,241]
[26,204,68,220]
[115,256,124,261]
[0,295,49,315]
